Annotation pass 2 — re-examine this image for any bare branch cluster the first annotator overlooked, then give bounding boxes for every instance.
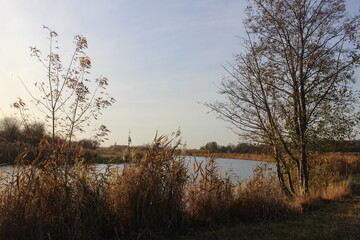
[16,26,116,145]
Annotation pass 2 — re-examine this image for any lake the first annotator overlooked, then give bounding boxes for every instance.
[92,156,273,180]
[0,156,273,182]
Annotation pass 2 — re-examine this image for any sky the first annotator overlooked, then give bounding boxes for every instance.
[0,0,359,148]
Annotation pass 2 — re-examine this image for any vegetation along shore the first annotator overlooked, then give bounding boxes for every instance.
[1,0,360,239]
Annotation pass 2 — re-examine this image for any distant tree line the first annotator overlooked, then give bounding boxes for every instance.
[310,139,360,153]
[0,116,99,149]
[200,140,360,154]
[200,141,270,154]
[0,116,100,164]
[0,117,45,145]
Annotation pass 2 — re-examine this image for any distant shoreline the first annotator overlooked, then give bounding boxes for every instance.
[185,152,274,162]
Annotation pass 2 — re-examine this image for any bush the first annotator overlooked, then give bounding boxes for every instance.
[0,142,23,164]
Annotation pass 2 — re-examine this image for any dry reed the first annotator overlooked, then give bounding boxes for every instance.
[324,152,360,174]
[0,137,355,239]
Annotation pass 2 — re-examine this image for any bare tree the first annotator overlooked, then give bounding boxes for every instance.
[15,26,115,145]
[207,0,359,196]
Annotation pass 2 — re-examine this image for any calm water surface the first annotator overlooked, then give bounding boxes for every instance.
[0,156,274,181]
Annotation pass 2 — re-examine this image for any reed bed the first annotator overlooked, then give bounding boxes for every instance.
[0,137,354,239]
[324,152,360,174]
[106,135,188,235]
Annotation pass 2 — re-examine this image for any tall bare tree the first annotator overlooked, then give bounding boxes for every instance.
[207,0,359,196]
[15,26,115,145]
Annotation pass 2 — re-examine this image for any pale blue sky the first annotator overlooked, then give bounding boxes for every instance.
[0,0,359,148]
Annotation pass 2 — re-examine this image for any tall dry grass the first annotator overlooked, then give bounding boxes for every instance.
[187,157,236,226]
[324,152,360,174]
[0,137,355,239]
[106,134,188,235]
[235,164,297,221]
[292,154,353,211]
[0,159,113,239]
[186,160,296,226]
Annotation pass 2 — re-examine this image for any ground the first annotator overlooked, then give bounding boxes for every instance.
[170,175,360,240]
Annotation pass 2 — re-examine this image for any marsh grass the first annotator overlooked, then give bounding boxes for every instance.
[187,157,236,226]
[106,134,188,235]
[0,141,114,240]
[324,152,360,174]
[235,164,297,221]
[0,137,355,239]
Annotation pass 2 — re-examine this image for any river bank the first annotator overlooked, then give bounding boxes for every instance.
[187,152,360,174]
[187,152,274,162]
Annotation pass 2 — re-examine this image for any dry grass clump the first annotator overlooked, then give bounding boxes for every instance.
[186,160,296,226]
[293,154,353,211]
[294,178,352,212]
[309,154,352,199]
[236,164,297,221]
[324,152,360,174]
[320,179,351,199]
[187,158,236,226]
[0,143,113,240]
[106,134,188,236]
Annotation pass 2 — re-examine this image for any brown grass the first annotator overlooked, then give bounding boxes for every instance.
[186,157,237,226]
[0,138,356,239]
[324,152,360,174]
[0,159,113,239]
[235,164,297,221]
[106,135,188,235]
[173,175,360,240]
